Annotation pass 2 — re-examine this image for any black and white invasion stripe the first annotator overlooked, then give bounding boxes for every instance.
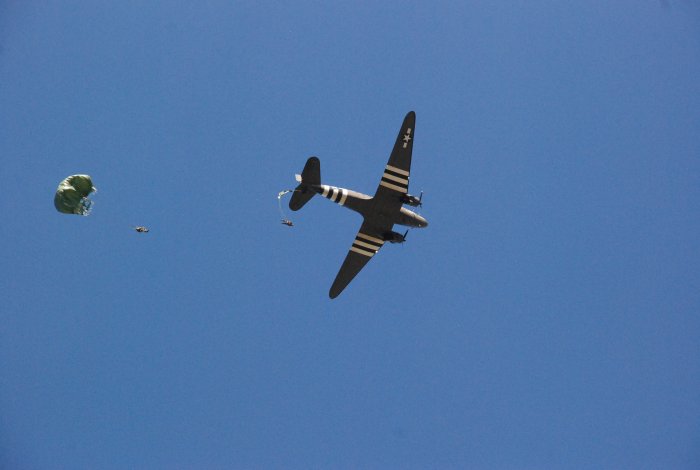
[379,164,409,194]
[350,232,384,258]
[320,185,348,205]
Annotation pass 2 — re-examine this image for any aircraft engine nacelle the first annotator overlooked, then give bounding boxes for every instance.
[401,192,423,207]
[384,230,408,244]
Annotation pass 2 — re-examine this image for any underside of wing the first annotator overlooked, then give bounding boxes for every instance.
[373,111,416,211]
[329,221,387,299]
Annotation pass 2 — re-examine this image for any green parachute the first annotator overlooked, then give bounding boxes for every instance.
[54,174,96,216]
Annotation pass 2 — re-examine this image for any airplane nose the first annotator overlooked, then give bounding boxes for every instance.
[416,215,428,227]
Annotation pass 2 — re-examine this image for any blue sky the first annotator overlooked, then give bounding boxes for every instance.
[1,1,699,469]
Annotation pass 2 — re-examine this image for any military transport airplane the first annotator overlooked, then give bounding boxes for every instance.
[289,111,428,299]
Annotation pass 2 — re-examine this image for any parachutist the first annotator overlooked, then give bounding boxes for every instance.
[134,226,149,233]
[278,190,295,226]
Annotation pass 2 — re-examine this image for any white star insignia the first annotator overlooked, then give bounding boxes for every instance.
[402,130,412,148]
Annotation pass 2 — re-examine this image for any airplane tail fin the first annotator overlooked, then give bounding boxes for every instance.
[289,156,320,211]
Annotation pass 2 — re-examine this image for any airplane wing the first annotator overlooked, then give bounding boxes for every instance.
[373,111,415,211]
[329,220,388,299]
[328,112,416,299]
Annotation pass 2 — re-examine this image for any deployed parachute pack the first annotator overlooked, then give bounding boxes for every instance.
[54,174,96,216]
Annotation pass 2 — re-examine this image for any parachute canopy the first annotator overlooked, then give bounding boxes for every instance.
[54,174,96,216]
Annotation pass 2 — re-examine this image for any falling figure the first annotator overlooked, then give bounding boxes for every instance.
[277,190,295,227]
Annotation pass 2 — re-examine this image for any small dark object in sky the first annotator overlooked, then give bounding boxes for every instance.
[134,226,149,233]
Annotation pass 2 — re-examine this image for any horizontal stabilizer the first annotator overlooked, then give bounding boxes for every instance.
[289,185,315,211]
[289,157,321,211]
[299,156,320,186]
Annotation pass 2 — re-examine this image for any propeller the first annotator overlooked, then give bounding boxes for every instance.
[401,191,424,208]
[385,229,410,244]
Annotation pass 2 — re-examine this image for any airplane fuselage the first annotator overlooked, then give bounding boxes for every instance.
[312,184,428,229]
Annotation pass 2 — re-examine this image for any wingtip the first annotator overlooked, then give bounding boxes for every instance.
[329,282,345,299]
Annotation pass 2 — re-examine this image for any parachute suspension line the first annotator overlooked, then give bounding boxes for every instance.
[80,186,97,215]
[79,197,94,216]
[277,190,294,226]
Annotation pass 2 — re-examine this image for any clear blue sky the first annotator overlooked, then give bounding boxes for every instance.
[2,1,699,469]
